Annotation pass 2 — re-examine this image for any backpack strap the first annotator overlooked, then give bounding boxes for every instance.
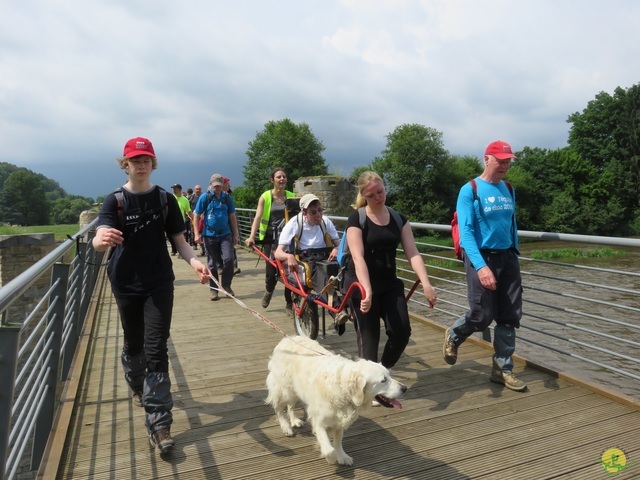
[114,186,168,232]
[293,212,331,250]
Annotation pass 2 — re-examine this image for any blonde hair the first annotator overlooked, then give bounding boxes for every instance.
[354,171,384,209]
[117,155,158,172]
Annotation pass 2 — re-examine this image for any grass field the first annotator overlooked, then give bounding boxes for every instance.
[0,224,79,242]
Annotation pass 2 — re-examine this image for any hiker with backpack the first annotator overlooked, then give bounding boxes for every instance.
[274,193,350,327]
[442,140,526,392]
[193,173,239,301]
[92,137,210,455]
[343,171,437,375]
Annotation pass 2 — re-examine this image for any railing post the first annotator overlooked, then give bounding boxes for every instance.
[31,263,69,470]
[0,323,21,480]
[76,241,90,329]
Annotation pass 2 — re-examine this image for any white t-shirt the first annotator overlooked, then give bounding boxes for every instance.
[278,214,339,251]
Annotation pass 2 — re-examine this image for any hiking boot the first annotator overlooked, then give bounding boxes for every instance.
[149,427,175,454]
[490,369,527,392]
[262,291,273,308]
[443,328,458,365]
[132,389,143,407]
[285,302,293,317]
[211,291,219,301]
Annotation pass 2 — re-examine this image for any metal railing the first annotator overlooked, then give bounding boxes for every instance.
[0,220,103,480]
[236,208,640,400]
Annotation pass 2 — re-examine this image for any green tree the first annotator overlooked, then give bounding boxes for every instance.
[2,170,49,225]
[371,124,455,223]
[243,119,328,202]
[50,196,93,224]
[567,83,640,234]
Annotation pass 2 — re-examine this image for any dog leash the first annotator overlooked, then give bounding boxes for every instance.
[208,273,287,336]
[207,274,332,356]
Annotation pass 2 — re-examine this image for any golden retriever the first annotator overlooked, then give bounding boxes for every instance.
[266,336,407,466]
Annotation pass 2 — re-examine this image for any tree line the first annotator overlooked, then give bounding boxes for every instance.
[1,83,638,236]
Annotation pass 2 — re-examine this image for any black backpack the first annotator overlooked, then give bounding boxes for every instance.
[114,187,169,231]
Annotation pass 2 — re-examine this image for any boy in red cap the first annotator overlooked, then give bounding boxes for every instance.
[93,137,210,454]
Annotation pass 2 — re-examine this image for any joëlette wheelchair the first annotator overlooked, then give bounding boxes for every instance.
[249,197,365,340]
[249,198,424,340]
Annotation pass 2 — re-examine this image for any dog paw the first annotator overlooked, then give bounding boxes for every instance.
[326,450,353,466]
[291,418,304,429]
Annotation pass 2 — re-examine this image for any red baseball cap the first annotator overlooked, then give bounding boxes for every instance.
[485,140,517,160]
[123,137,156,158]
[223,177,230,183]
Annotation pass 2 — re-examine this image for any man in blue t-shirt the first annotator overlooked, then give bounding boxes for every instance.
[194,173,239,301]
[443,140,526,392]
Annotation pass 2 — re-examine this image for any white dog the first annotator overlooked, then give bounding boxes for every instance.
[266,336,407,466]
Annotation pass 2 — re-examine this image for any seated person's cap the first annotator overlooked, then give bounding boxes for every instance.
[210,174,224,186]
[300,194,320,210]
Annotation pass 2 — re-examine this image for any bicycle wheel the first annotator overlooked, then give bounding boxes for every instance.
[292,293,319,340]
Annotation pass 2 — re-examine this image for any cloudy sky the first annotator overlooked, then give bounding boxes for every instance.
[2,0,639,199]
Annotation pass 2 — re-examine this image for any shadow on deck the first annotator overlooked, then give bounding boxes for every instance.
[43,248,640,479]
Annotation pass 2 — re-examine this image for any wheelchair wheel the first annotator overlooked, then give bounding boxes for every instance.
[292,293,319,340]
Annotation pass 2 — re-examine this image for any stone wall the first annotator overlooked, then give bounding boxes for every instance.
[0,234,57,325]
[293,176,356,217]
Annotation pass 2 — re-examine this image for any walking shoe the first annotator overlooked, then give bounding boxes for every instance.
[149,427,175,454]
[285,302,293,317]
[234,267,241,275]
[262,291,273,308]
[211,291,219,301]
[335,311,350,325]
[442,328,458,365]
[132,389,143,407]
[490,369,527,392]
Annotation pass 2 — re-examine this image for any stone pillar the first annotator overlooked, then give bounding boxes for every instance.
[0,234,56,325]
[293,176,356,216]
[79,210,99,230]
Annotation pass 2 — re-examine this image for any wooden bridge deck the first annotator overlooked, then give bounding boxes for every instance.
[42,247,640,479]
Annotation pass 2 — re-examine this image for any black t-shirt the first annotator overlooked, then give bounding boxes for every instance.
[345,208,407,294]
[97,185,184,296]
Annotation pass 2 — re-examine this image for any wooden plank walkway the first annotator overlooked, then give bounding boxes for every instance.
[47,247,640,479]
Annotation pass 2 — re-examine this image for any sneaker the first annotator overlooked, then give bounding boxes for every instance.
[442,328,458,365]
[285,302,293,317]
[262,291,273,308]
[490,369,527,392]
[211,291,219,301]
[335,311,350,325]
[149,427,175,454]
[132,389,143,407]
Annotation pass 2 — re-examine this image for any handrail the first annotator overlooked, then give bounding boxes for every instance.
[0,219,104,480]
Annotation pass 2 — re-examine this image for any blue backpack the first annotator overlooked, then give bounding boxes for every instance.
[337,206,402,267]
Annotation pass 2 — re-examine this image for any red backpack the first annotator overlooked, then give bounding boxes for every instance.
[451,179,512,260]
